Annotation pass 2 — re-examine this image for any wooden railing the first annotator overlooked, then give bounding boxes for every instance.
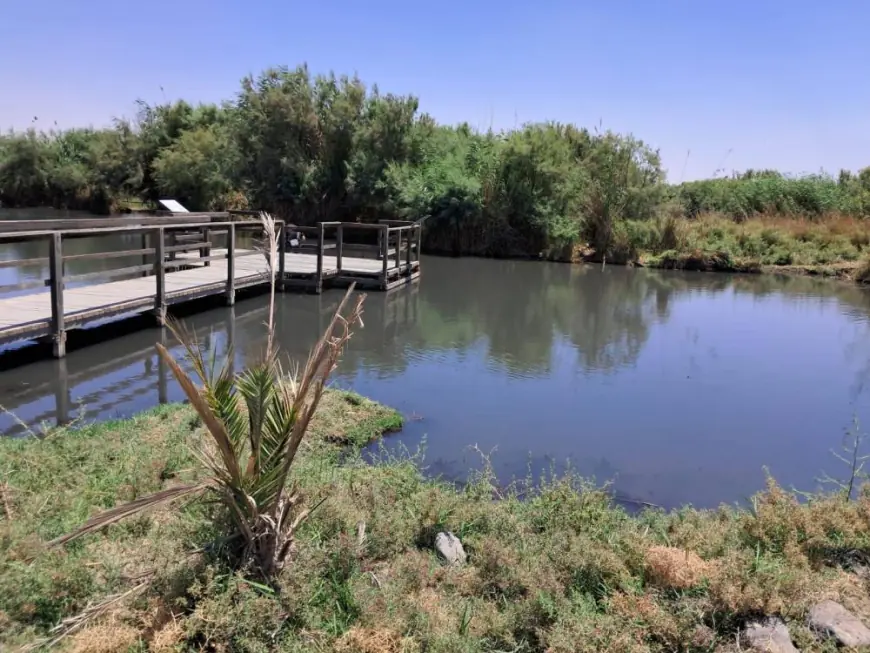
[0,220,282,357]
[285,220,422,291]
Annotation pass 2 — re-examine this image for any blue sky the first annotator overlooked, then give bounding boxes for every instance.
[3,0,869,180]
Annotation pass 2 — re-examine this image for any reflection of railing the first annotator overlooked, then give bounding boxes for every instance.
[0,281,423,436]
[0,302,273,434]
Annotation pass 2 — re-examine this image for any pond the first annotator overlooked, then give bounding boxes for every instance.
[1,211,869,508]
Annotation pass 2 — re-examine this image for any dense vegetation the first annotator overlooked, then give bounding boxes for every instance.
[5,398,870,652]
[2,64,870,269]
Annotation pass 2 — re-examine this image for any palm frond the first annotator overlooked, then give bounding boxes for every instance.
[51,261,368,580]
[259,211,279,357]
[47,483,205,548]
[236,360,278,474]
[156,342,243,486]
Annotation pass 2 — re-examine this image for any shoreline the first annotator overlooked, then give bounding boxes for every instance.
[424,248,869,287]
[4,393,870,650]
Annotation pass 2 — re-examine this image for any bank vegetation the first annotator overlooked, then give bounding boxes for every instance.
[6,394,870,651]
[3,64,870,279]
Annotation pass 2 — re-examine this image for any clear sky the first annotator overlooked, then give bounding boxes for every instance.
[3,0,869,181]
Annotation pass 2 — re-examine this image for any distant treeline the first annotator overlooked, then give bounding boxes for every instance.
[2,65,869,257]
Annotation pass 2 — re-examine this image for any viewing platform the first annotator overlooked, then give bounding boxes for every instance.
[0,214,422,357]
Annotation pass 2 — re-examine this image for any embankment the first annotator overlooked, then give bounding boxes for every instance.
[3,391,870,651]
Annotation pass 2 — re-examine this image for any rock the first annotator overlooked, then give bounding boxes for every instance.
[744,618,798,653]
[434,531,466,565]
[808,600,870,647]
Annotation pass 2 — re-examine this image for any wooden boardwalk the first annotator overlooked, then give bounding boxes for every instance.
[0,218,422,357]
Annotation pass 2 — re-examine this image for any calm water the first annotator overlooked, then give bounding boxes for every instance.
[2,211,870,508]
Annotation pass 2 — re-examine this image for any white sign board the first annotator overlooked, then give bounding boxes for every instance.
[158,199,189,213]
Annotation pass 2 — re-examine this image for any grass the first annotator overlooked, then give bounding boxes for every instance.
[601,212,870,282]
[4,394,870,651]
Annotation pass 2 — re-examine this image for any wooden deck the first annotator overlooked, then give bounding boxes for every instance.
[0,218,422,357]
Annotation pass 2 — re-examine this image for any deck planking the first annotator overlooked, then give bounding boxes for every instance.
[0,250,419,345]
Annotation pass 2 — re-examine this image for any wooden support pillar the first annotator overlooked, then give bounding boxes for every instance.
[49,232,66,358]
[278,223,286,292]
[336,224,344,272]
[225,224,235,306]
[55,355,71,425]
[226,305,236,378]
[405,227,412,271]
[380,225,389,289]
[153,227,166,326]
[157,328,168,404]
[315,222,325,294]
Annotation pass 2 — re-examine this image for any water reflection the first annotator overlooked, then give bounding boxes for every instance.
[1,254,870,509]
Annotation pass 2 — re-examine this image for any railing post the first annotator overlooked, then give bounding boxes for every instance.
[141,231,149,277]
[395,228,402,268]
[405,227,412,270]
[153,227,166,326]
[278,222,286,292]
[336,224,344,272]
[315,222,325,294]
[201,226,211,267]
[225,224,235,306]
[381,225,389,289]
[49,232,66,358]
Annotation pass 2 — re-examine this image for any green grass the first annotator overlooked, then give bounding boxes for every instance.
[3,394,870,651]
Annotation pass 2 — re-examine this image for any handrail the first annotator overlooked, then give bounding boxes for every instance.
[0,219,278,241]
[0,213,246,234]
[279,220,421,291]
[0,217,419,359]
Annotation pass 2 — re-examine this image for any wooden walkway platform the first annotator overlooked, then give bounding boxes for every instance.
[0,217,422,357]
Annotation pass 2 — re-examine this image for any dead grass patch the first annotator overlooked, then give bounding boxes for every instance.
[149,618,186,651]
[645,545,712,590]
[335,627,419,653]
[67,617,141,652]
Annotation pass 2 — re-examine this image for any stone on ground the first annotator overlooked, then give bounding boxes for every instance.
[434,531,467,565]
[808,600,870,647]
[744,618,798,653]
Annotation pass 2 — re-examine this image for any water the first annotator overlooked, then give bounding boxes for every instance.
[2,210,870,508]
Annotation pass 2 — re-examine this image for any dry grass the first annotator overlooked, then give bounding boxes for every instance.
[644,545,712,590]
[149,618,186,652]
[335,627,419,653]
[629,211,870,280]
[855,255,870,283]
[67,618,141,652]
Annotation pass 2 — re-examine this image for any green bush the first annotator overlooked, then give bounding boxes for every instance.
[2,63,869,262]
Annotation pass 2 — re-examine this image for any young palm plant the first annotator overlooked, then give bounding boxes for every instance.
[50,213,365,578]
